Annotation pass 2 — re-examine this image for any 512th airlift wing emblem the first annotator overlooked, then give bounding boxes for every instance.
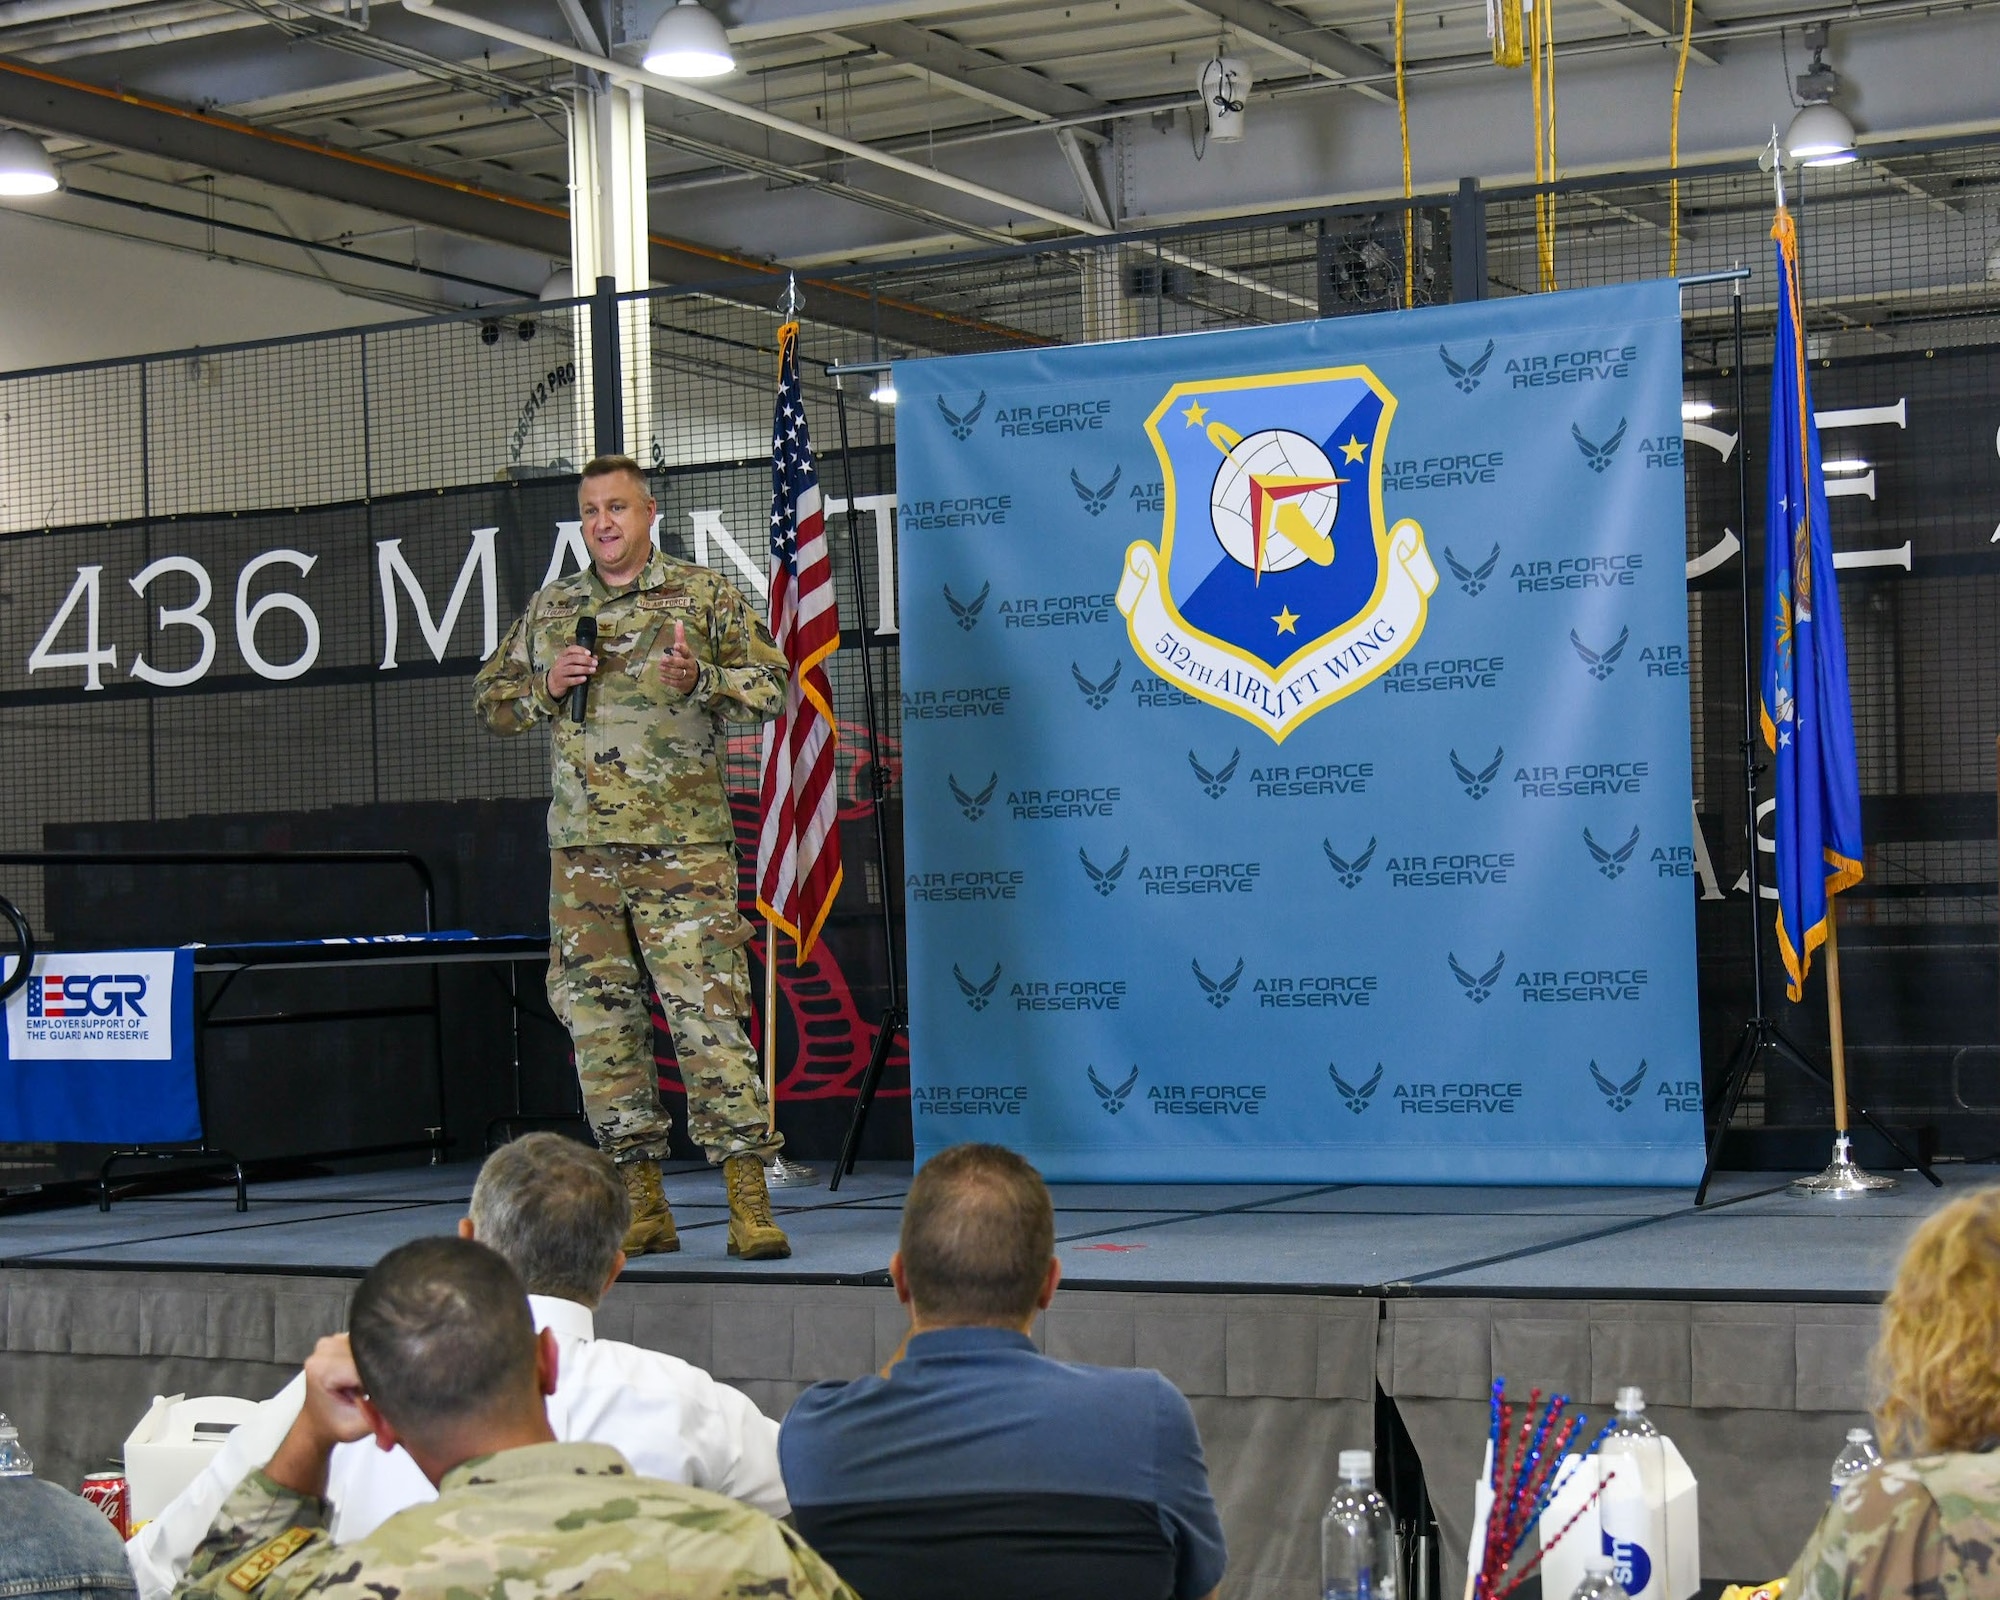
[1116,366,1436,742]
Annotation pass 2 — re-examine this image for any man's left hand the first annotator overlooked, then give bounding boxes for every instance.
[663,619,700,698]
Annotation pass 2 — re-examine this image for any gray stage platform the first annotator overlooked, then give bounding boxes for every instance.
[0,1161,1980,1600]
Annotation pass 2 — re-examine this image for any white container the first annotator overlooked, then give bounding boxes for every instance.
[123,1393,262,1521]
[1535,1439,1698,1600]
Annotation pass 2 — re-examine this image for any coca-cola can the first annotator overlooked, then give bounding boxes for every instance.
[79,1472,129,1539]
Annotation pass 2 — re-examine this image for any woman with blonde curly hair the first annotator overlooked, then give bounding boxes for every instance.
[1784,1185,2000,1599]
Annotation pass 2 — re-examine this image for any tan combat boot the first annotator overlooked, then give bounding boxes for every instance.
[619,1160,680,1255]
[724,1154,791,1260]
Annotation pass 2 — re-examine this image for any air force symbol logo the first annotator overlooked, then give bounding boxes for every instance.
[1117,367,1436,742]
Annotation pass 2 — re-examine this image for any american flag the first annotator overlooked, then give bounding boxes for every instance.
[755,321,844,955]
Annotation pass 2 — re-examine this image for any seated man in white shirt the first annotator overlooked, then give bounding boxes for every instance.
[127,1132,785,1600]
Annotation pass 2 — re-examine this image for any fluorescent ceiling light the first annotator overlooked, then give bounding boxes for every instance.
[1681,401,1716,421]
[539,267,575,301]
[643,0,734,78]
[0,128,59,198]
[1785,102,1857,167]
[1823,459,1870,475]
[869,376,899,405]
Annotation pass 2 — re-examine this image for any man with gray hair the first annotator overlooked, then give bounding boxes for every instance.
[129,1134,784,1600]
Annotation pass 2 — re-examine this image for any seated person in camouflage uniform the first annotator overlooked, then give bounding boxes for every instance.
[172,1237,855,1600]
[1784,1185,2000,1600]
[474,454,792,1261]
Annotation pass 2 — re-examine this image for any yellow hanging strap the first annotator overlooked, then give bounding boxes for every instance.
[1490,0,1524,69]
[1397,0,1413,306]
[1668,0,1695,273]
[1529,0,1558,291]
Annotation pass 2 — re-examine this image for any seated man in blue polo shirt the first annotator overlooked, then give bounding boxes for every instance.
[779,1142,1226,1600]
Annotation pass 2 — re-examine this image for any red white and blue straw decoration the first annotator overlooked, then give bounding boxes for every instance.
[1469,1380,1620,1600]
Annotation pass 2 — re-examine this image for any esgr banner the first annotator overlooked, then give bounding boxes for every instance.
[1,949,199,1142]
[896,281,1703,1184]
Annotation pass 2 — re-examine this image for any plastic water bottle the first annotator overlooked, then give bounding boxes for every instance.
[1597,1388,1665,1600]
[1322,1448,1398,1600]
[0,1412,34,1476]
[1570,1554,1629,1600]
[1829,1428,1881,1501]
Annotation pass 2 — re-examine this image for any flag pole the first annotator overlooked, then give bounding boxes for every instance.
[1768,134,1892,1195]
[760,271,822,1190]
[1824,918,1849,1137]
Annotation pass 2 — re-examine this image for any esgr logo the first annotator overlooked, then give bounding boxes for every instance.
[28,972,147,1019]
[9,951,176,1059]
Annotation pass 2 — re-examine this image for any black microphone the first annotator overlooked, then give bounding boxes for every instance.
[568,614,597,723]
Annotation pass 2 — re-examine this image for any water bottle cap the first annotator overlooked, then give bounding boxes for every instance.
[1337,1448,1374,1481]
[1585,1556,1616,1576]
[1616,1386,1645,1412]
[1846,1428,1873,1444]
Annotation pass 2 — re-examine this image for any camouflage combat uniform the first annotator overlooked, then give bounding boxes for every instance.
[475,551,787,1165]
[1784,1450,2000,1600]
[172,1441,856,1600]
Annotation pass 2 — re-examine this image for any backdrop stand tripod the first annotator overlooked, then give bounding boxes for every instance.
[821,356,905,1192]
[1693,274,1939,1207]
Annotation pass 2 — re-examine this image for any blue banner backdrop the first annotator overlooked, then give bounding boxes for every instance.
[895,281,1703,1184]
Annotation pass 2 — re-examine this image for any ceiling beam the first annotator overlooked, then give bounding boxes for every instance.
[0,57,1040,347]
[1163,0,1395,103]
[832,19,1109,125]
[1589,0,1719,66]
[0,57,728,280]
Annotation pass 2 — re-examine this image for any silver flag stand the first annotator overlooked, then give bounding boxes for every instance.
[1792,1133,1897,1197]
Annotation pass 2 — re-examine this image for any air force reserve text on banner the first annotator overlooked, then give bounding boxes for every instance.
[1,949,200,1143]
[894,281,1704,1186]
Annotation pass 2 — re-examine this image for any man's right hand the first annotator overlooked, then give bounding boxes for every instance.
[547,645,599,698]
[264,1335,375,1498]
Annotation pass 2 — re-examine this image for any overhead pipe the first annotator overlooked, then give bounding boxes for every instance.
[5,1,242,48]
[27,12,264,57]
[0,0,168,28]
[399,0,1111,239]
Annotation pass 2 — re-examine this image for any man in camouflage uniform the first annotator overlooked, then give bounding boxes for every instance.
[475,454,792,1260]
[173,1238,855,1600]
[1783,1450,2000,1599]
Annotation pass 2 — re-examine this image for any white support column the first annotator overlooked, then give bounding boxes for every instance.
[566,83,602,461]
[604,82,659,466]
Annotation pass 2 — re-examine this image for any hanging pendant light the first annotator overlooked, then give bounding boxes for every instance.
[643,0,734,79]
[0,128,59,198]
[1783,23,1857,167]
